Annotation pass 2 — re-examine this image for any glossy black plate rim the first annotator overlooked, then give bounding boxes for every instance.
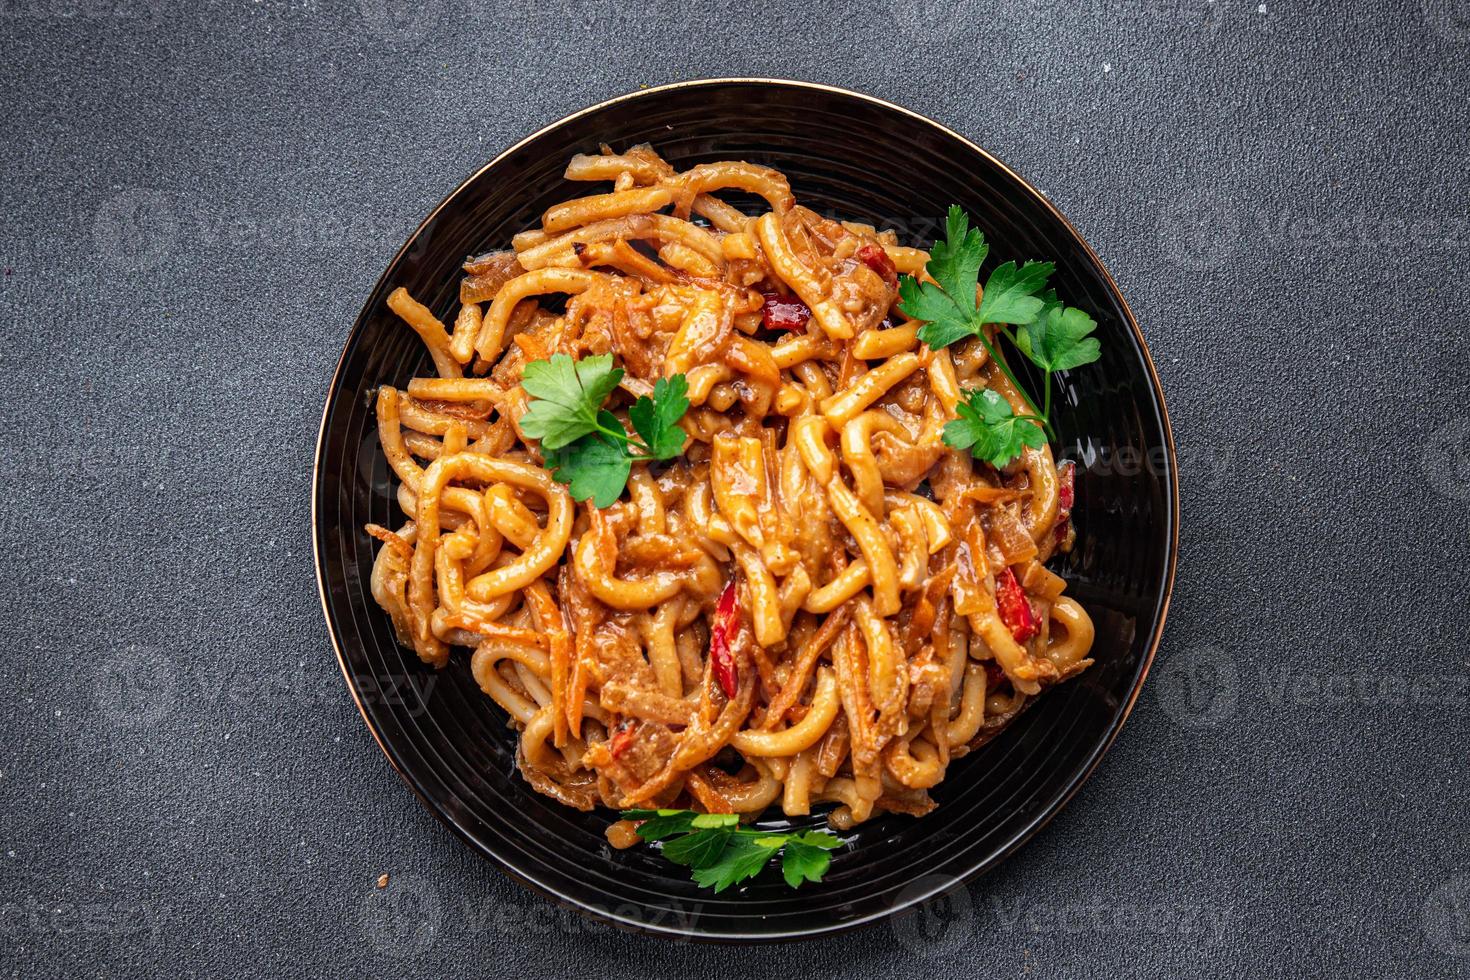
[311,77,1180,942]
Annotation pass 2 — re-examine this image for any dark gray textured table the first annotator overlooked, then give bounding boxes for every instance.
[3,1,1468,977]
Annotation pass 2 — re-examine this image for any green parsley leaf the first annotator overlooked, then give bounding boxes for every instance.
[900,204,1105,453]
[519,354,623,450]
[1033,287,1063,323]
[974,259,1056,328]
[523,355,692,506]
[900,276,976,350]
[1016,304,1101,373]
[628,375,689,460]
[928,205,989,308]
[626,810,699,841]
[594,409,629,446]
[901,206,1055,351]
[943,387,1047,468]
[899,208,989,349]
[691,837,777,893]
[690,812,740,830]
[618,809,844,892]
[542,433,631,508]
[780,841,833,888]
[661,828,734,868]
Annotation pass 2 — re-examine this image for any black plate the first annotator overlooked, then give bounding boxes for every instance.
[312,79,1179,941]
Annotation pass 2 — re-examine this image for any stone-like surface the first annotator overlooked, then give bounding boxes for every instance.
[2,2,1468,976]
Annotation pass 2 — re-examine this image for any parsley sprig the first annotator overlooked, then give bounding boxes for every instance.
[621,809,843,892]
[519,354,690,507]
[943,387,1049,468]
[898,205,1102,467]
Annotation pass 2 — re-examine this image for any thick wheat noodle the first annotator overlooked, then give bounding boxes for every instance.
[542,186,674,235]
[852,321,919,360]
[366,144,1095,828]
[667,161,794,214]
[573,523,684,609]
[516,214,724,273]
[396,397,494,439]
[842,411,910,516]
[824,476,901,617]
[475,267,606,362]
[805,559,870,613]
[1045,597,1095,671]
[730,668,839,757]
[754,212,852,340]
[821,352,922,425]
[387,288,461,379]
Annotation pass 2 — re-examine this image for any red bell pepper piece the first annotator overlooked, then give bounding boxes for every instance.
[761,293,811,332]
[856,244,898,288]
[709,580,740,697]
[609,720,635,759]
[983,659,1006,689]
[995,566,1038,643]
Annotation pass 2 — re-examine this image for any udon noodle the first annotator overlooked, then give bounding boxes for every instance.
[365,144,1095,830]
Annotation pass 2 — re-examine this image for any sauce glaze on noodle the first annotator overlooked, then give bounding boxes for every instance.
[365,144,1095,830]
